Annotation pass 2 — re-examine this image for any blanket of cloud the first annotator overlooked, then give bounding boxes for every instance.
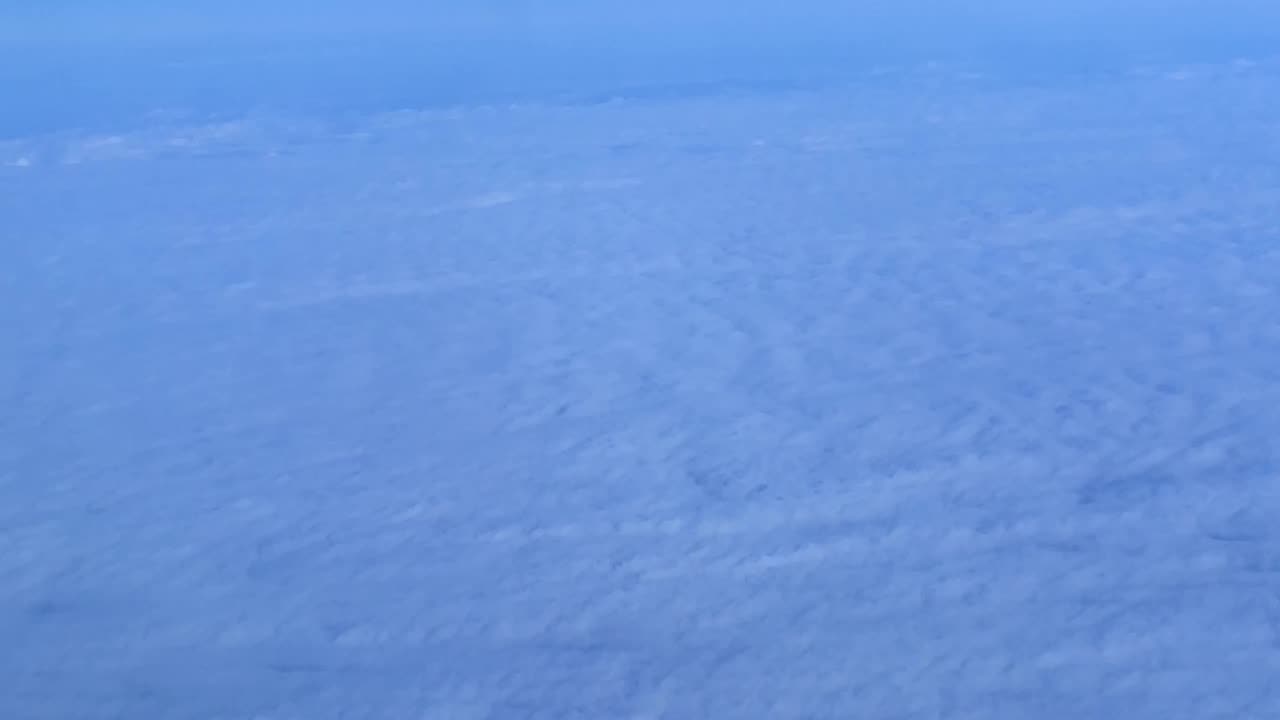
[6,6,1280,719]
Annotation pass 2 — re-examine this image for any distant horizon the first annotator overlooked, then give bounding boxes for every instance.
[6,3,1280,138]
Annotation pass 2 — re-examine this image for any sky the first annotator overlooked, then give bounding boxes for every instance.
[7,1,1280,54]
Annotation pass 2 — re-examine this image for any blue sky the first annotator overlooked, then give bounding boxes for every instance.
[6,1,1280,45]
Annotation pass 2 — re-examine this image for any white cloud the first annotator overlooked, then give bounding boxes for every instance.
[6,52,1280,719]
